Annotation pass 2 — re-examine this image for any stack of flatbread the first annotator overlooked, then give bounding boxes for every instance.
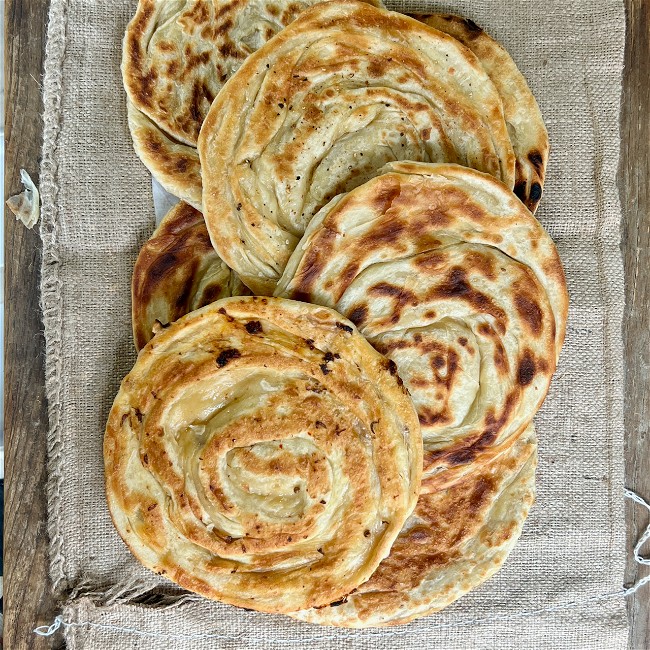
[106,0,568,627]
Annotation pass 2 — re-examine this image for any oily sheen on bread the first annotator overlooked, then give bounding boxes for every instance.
[277,162,568,492]
[105,297,422,613]
[417,15,549,213]
[294,424,537,626]
[122,0,350,209]
[198,0,517,294]
[131,201,250,351]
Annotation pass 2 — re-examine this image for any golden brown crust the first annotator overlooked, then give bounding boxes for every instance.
[131,201,250,351]
[122,0,350,207]
[277,162,568,491]
[198,0,516,295]
[105,297,422,614]
[127,102,204,210]
[293,425,537,626]
[417,14,549,213]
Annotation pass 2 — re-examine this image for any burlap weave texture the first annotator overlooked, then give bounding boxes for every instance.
[39,0,628,647]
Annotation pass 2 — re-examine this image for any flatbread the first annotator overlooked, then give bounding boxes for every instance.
[105,297,422,614]
[122,0,338,209]
[131,201,249,351]
[417,14,549,213]
[126,101,204,209]
[277,162,568,492]
[198,0,517,294]
[294,424,537,626]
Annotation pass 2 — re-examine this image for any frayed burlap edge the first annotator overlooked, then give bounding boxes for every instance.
[40,0,69,595]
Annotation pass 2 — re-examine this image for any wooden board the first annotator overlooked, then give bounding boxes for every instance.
[4,1,59,648]
[3,1,648,648]
[621,2,650,648]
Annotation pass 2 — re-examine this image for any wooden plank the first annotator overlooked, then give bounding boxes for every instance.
[622,2,650,649]
[3,0,648,648]
[4,0,59,648]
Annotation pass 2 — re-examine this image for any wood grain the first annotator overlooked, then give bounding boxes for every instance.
[3,0,649,648]
[4,0,59,648]
[621,1,650,649]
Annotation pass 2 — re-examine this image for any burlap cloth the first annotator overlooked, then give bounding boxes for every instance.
[38,0,629,647]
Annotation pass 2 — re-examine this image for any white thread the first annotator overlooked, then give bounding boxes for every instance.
[622,488,650,593]
[34,616,246,641]
[34,616,65,637]
[33,489,650,640]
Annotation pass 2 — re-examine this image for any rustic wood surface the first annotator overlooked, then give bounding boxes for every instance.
[3,0,649,648]
[4,1,59,648]
[621,1,650,649]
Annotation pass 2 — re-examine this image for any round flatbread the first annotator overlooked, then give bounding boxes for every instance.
[198,0,516,294]
[131,201,249,351]
[294,424,537,626]
[105,297,422,614]
[122,0,337,209]
[277,162,568,492]
[417,14,548,213]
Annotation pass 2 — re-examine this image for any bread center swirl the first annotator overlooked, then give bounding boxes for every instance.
[223,439,330,515]
[364,243,554,452]
[144,365,381,559]
[249,77,471,236]
[372,320,480,432]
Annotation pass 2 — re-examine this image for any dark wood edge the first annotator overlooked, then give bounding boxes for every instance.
[5,0,60,648]
[621,1,650,649]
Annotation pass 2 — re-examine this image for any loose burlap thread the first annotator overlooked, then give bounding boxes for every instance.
[39,0,629,647]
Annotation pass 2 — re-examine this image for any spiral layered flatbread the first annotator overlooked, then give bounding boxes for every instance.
[105,297,422,613]
[294,424,537,626]
[417,15,548,212]
[123,0,337,208]
[277,162,568,492]
[198,0,517,294]
[132,201,250,351]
